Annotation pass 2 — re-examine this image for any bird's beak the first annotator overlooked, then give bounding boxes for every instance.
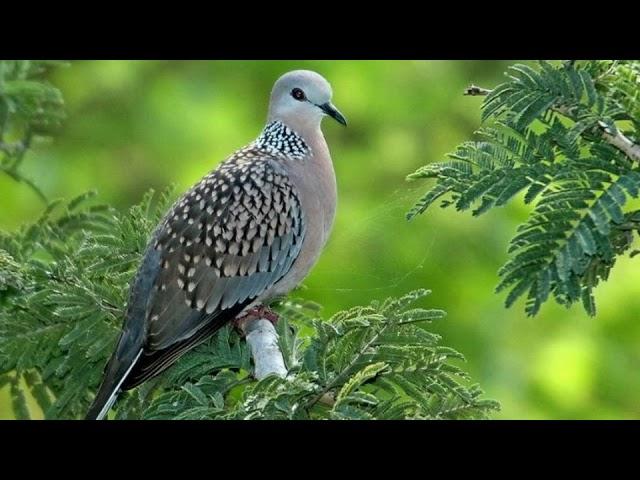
[319,102,347,126]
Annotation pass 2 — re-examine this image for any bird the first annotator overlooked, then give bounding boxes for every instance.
[85,70,346,420]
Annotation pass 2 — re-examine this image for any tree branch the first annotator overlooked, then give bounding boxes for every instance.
[464,84,640,163]
[235,316,337,407]
[598,121,640,163]
[238,318,288,380]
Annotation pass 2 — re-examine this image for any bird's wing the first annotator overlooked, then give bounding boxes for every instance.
[122,154,306,387]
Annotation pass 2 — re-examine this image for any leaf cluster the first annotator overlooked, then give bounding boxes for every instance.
[0,193,498,419]
[408,60,640,316]
[0,60,68,202]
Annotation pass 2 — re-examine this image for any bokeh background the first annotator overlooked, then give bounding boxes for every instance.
[1,60,639,419]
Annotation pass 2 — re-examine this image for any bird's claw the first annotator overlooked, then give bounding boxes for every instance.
[233,305,280,333]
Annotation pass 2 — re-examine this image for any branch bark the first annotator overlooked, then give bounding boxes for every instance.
[238,318,288,380]
[464,84,640,163]
[235,316,336,407]
[599,121,640,163]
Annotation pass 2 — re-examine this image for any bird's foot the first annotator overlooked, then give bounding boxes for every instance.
[233,305,280,332]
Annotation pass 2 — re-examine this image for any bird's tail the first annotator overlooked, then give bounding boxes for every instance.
[85,350,142,420]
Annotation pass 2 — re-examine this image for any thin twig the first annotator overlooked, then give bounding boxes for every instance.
[12,130,33,171]
[305,321,387,410]
[1,130,47,203]
[594,60,619,82]
[464,83,640,163]
[0,165,48,203]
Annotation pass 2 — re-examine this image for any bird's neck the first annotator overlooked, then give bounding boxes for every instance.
[256,120,320,161]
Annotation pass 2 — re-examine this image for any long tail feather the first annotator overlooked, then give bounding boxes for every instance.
[85,350,142,420]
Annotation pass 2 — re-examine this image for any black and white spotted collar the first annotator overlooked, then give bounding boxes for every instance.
[255,121,311,160]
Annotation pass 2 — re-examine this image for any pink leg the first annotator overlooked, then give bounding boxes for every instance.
[233,305,280,331]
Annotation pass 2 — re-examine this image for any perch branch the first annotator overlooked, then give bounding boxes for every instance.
[236,316,335,406]
[464,83,640,163]
[238,317,288,380]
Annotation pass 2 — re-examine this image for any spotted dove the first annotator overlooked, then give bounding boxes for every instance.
[86,70,346,420]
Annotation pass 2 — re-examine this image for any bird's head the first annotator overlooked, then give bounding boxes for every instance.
[268,70,347,130]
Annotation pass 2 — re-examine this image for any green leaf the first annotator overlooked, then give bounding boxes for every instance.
[335,362,389,405]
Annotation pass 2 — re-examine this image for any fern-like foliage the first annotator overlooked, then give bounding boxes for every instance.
[0,60,498,420]
[0,192,499,419]
[136,290,499,420]
[0,60,67,202]
[408,60,640,316]
[0,189,175,418]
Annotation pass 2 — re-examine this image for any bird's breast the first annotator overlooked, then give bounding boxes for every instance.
[266,141,337,298]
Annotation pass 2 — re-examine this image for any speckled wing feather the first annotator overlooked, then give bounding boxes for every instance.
[122,150,306,388]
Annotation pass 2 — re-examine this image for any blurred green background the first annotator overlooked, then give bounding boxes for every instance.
[1,60,639,419]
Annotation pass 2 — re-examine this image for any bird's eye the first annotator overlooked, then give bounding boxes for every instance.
[291,88,306,101]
